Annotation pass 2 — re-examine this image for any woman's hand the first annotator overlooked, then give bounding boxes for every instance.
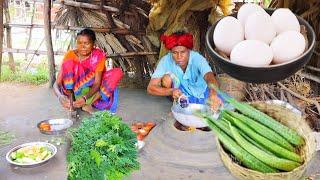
[209,90,223,111]
[172,88,183,101]
[59,95,71,109]
[73,97,86,108]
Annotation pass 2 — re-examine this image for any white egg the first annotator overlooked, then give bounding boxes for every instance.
[270,31,305,64]
[245,12,276,44]
[271,8,300,34]
[213,16,244,55]
[230,40,273,67]
[237,3,266,26]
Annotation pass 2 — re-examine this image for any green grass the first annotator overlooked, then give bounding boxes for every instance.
[1,64,49,85]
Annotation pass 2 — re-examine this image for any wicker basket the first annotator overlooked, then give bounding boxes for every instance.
[217,102,317,180]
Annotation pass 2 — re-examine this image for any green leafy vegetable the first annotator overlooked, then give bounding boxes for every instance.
[67,111,140,180]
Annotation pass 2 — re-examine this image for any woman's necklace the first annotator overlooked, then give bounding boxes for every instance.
[76,51,92,61]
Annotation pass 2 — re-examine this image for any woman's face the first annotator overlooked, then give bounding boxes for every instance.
[76,35,94,57]
[171,46,190,70]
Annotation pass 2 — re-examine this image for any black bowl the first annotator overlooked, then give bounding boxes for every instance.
[205,9,316,84]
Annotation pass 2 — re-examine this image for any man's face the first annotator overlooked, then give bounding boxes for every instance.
[76,35,94,57]
[171,46,190,70]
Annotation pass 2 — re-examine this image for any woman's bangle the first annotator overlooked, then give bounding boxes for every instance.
[82,95,87,102]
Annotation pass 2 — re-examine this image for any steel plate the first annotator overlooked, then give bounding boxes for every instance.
[6,142,57,168]
[37,118,73,135]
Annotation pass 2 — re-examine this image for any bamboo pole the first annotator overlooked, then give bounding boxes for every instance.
[3,23,145,35]
[44,0,56,88]
[0,1,3,80]
[4,0,15,72]
[300,72,320,84]
[118,35,144,85]
[25,38,45,71]
[108,51,158,58]
[2,48,158,57]
[306,66,320,73]
[25,1,36,61]
[59,0,119,12]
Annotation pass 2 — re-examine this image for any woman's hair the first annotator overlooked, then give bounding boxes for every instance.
[77,28,96,42]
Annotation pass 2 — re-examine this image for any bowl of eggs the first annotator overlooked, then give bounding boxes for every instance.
[205,5,316,83]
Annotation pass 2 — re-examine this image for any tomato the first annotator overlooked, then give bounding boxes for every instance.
[137,134,144,141]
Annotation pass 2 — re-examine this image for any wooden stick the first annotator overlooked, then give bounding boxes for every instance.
[285,91,295,107]
[4,0,15,72]
[300,72,320,84]
[277,82,320,114]
[59,0,119,12]
[264,86,278,100]
[2,48,158,57]
[44,0,56,88]
[28,0,61,4]
[25,0,36,61]
[0,1,3,80]
[305,66,320,73]
[306,107,320,116]
[280,89,286,101]
[108,52,158,58]
[3,23,145,35]
[244,86,253,101]
[25,38,46,71]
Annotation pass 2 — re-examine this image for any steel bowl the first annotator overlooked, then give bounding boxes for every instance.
[37,118,73,135]
[6,142,57,168]
[205,8,316,83]
[171,103,213,128]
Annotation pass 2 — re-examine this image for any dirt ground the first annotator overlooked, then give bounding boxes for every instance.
[0,82,319,180]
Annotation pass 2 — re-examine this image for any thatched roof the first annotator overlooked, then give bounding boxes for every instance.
[54,0,157,82]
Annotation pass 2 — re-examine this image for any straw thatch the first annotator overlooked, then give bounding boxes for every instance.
[54,0,158,82]
[147,0,234,58]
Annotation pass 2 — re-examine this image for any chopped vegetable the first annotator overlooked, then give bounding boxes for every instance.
[10,145,52,164]
[39,122,51,131]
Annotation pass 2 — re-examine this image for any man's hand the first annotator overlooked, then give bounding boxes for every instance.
[172,88,183,101]
[209,90,223,111]
[59,95,71,109]
[73,97,86,108]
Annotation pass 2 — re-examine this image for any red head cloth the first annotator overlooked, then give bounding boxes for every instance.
[160,33,194,50]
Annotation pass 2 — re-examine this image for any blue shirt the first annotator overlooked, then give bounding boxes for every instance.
[152,50,212,99]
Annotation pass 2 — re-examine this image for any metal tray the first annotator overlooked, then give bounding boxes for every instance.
[265,100,302,116]
[6,142,57,168]
[37,118,73,135]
